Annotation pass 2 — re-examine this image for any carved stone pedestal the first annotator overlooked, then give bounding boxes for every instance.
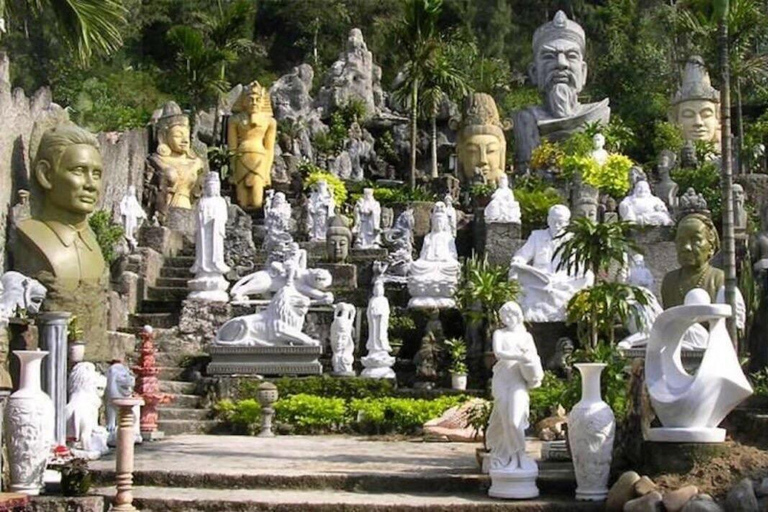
[207,345,323,376]
[489,467,539,500]
[474,210,523,266]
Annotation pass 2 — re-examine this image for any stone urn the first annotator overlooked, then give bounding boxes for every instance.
[257,382,279,437]
[5,350,54,495]
[567,363,615,501]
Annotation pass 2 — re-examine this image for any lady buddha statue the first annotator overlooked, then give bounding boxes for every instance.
[456,93,508,184]
[147,101,205,221]
[228,81,277,210]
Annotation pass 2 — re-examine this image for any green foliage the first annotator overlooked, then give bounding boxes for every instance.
[652,121,685,156]
[67,316,83,343]
[529,139,565,172]
[589,154,633,198]
[445,338,468,375]
[376,130,399,165]
[565,343,629,421]
[671,162,722,221]
[213,399,262,435]
[515,176,565,235]
[750,368,768,397]
[529,371,572,425]
[469,182,495,199]
[498,87,540,118]
[598,118,637,155]
[207,146,235,180]
[463,399,492,448]
[555,217,640,278]
[350,395,466,435]
[302,166,348,205]
[561,131,593,158]
[253,376,396,401]
[275,394,348,434]
[88,210,124,264]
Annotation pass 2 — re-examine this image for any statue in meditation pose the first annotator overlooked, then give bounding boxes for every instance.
[306,180,335,242]
[263,191,292,253]
[484,175,521,224]
[508,205,593,322]
[353,188,381,249]
[618,180,674,226]
[407,202,461,309]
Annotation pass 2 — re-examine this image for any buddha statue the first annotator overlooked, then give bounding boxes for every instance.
[590,133,608,166]
[618,180,674,226]
[12,124,108,359]
[484,175,521,224]
[669,56,721,149]
[147,101,205,222]
[456,93,507,184]
[228,81,277,210]
[326,215,352,263]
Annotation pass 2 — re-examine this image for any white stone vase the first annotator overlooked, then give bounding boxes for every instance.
[5,350,54,495]
[567,363,615,501]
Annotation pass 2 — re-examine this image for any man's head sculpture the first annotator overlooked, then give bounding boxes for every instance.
[669,56,721,147]
[234,80,273,117]
[456,93,507,184]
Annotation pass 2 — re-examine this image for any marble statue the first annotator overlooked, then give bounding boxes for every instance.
[752,204,768,271]
[678,187,708,217]
[408,202,461,309]
[228,81,277,210]
[590,133,608,166]
[627,253,654,290]
[353,188,381,249]
[230,242,333,304]
[645,289,752,443]
[487,301,543,499]
[444,194,458,237]
[306,179,335,241]
[12,124,108,356]
[66,362,109,459]
[509,205,593,322]
[326,215,352,263]
[377,209,415,283]
[0,271,47,320]
[118,185,147,251]
[147,101,204,220]
[681,140,699,169]
[669,56,721,148]
[618,180,674,226]
[485,175,522,224]
[571,176,599,221]
[456,92,507,183]
[734,184,747,234]
[189,173,231,302]
[263,191,292,253]
[656,150,679,210]
[105,362,141,446]
[512,11,610,169]
[361,280,395,379]
[216,265,321,347]
[331,303,356,376]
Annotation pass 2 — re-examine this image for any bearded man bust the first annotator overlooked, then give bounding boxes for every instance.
[513,10,610,170]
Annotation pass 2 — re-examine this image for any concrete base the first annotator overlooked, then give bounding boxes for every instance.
[641,440,729,475]
[489,467,539,499]
[646,427,725,443]
[141,430,165,442]
[207,345,323,376]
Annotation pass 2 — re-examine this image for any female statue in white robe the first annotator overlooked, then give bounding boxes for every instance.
[191,173,230,275]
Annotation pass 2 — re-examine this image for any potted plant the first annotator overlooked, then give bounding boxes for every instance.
[60,457,92,497]
[465,399,493,472]
[445,338,468,390]
[67,316,85,363]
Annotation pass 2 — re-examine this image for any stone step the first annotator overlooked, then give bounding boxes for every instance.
[160,380,197,394]
[157,366,187,381]
[156,277,190,288]
[159,408,210,421]
[129,313,178,330]
[154,351,189,367]
[160,266,193,278]
[147,286,189,301]
[157,419,218,436]
[94,486,600,512]
[167,256,195,268]
[161,393,202,409]
[140,299,182,314]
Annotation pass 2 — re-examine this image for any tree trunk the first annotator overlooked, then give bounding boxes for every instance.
[736,79,744,175]
[410,79,418,189]
[431,115,438,179]
[719,20,739,347]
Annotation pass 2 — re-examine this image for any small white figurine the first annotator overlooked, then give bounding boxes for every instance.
[263,191,293,252]
[331,303,356,376]
[104,362,141,446]
[487,301,543,499]
[619,180,674,226]
[352,188,381,249]
[66,362,109,459]
[444,194,458,237]
[590,133,609,166]
[484,175,522,224]
[361,280,395,379]
[306,180,335,241]
[118,185,147,251]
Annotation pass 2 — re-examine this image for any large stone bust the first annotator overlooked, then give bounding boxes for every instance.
[513,10,610,169]
[456,93,507,184]
[669,56,721,148]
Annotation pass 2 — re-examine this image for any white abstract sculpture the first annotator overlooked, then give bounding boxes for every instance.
[487,301,543,499]
[645,288,753,443]
[306,179,335,241]
[407,202,461,309]
[66,362,109,459]
[189,172,231,302]
[216,265,321,347]
[105,362,141,446]
[484,175,521,224]
[331,303,356,376]
[352,188,381,249]
[590,133,608,166]
[118,185,147,251]
[361,280,395,379]
[509,205,593,322]
[619,180,674,226]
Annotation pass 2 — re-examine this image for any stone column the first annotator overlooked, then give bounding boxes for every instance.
[37,312,70,446]
[112,397,145,512]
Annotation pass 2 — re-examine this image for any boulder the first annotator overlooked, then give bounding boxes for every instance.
[624,490,663,512]
[725,478,759,512]
[606,471,641,512]
[634,476,658,496]
[663,485,698,512]
[681,494,723,512]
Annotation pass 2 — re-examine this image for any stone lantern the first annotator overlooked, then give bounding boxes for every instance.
[257,382,278,437]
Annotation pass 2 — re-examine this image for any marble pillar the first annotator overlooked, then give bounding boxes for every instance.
[37,312,70,446]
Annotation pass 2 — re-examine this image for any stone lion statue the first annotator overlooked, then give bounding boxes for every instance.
[104,362,142,446]
[66,362,109,458]
[0,271,47,319]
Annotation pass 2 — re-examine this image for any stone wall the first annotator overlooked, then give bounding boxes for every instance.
[96,129,149,219]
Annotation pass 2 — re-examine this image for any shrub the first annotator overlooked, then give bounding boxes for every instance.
[213,399,262,435]
[445,338,468,375]
[652,121,685,156]
[274,394,348,434]
[561,131,593,157]
[529,371,572,425]
[585,153,633,198]
[302,165,348,205]
[88,210,124,264]
[271,376,395,400]
[529,139,565,172]
[671,161,722,221]
[470,182,495,199]
[349,395,467,435]
[515,176,565,235]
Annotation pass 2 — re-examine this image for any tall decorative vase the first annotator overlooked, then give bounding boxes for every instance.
[5,350,54,495]
[567,363,615,501]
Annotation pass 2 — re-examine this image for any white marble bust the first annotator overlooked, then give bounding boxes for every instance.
[590,133,608,166]
[619,180,674,226]
[484,175,521,224]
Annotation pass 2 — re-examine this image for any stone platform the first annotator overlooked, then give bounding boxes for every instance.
[207,345,323,376]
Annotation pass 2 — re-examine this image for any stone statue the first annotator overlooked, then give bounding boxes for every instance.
[618,180,674,226]
[570,175,599,221]
[331,303,356,376]
[512,11,610,169]
[361,280,395,379]
[629,165,647,188]
[326,215,353,263]
[444,194,458,237]
[189,173,231,302]
[147,101,204,221]
[509,205,593,322]
[484,175,521,224]
[617,255,662,350]
[669,56,721,148]
[263,191,292,253]
[216,266,320,347]
[306,180,335,242]
[0,271,47,320]
[228,81,277,210]
[681,140,699,169]
[353,188,381,249]
[656,150,679,210]
[590,133,608,166]
[734,184,747,234]
[119,185,147,251]
[66,362,109,458]
[456,92,507,184]
[487,301,543,499]
[381,207,394,231]
[377,209,415,283]
[12,124,109,357]
[678,187,709,217]
[408,202,461,309]
[414,310,444,388]
[627,253,654,290]
[105,362,141,446]
[752,204,768,272]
